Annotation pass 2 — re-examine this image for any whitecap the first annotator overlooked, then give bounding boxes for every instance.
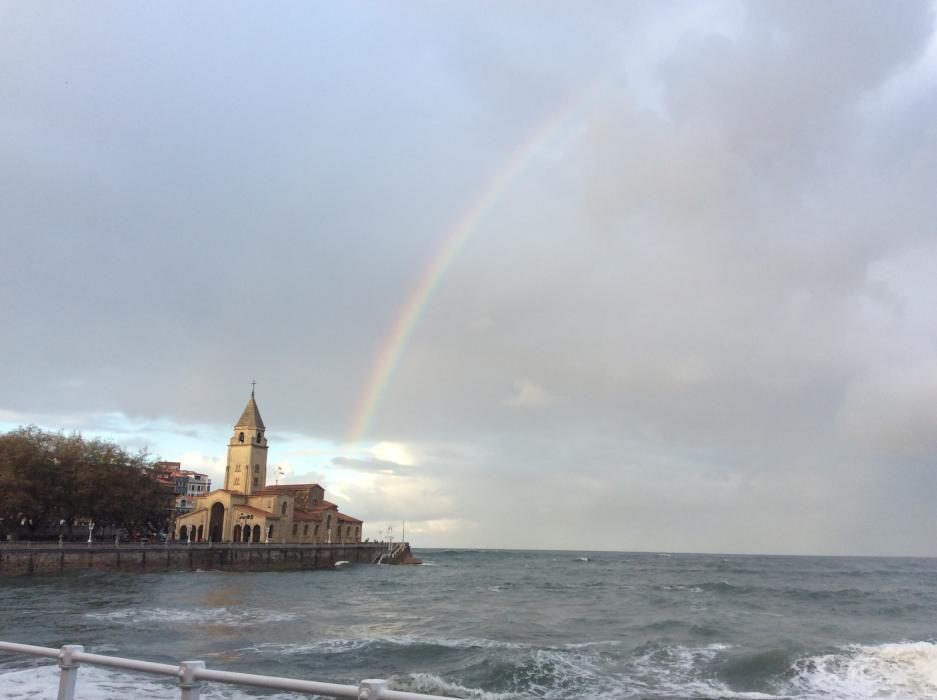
[787,640,937,700]
[84,606,297,626]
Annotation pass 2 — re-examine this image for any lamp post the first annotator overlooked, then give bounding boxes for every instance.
[87,522,95,545]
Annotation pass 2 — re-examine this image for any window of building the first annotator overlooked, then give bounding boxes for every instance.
[238,432,244,443]
[281,502,287,515]
[355,527,359,537]
[346,526,351,537]
[254,464,259,473]
[303,525,309,535]
[234,478,240,485]
[256,432,262,443]
[314,524,319,536]
[292,524,298,536]
[253,477,258,486]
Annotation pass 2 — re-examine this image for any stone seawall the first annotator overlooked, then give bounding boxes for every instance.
[0,542,410,576]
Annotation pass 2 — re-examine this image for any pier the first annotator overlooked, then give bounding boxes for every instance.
[0,541,418,576]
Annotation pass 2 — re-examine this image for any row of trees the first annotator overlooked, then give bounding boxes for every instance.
[0,426,174,541]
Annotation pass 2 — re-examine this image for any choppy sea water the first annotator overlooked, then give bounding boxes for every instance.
[2,549,937,699]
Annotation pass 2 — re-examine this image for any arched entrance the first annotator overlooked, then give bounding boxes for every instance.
[180,525,188,541]
[233,524,242,542]
[209,502,225,542]
[243,526,251,542]
[252,524,261,542]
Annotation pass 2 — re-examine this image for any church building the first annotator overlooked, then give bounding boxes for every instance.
[174,393,363,544]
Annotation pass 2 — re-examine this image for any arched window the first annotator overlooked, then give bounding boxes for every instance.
[256,432,262,443]
[233,525,242,541]
[292,523,298,536]
[180,525,188,540]
[235,464,241,472]
[281,501,288,515]
[254,464,259,473]
[238,432,244,443]
[268,524,274,539]
[303,524,309,535]
[355,527,359,538]
[253,477,258,487]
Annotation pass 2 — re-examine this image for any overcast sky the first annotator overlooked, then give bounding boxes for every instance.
[2,1,936,555]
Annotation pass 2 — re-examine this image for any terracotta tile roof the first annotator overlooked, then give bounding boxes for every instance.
[310,500,338,511]
[234,505,278,519]
[253,483,322,494]
[292,510,322,522]
[178,508,208,518]
[201,488,237,497]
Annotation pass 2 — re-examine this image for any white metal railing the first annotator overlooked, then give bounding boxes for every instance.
[0,641,456,700]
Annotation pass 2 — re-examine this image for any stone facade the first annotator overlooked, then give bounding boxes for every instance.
[173,395,363,544]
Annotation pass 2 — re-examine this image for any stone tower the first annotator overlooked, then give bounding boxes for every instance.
[224,390,268,495]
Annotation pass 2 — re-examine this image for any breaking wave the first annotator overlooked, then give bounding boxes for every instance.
[3,640,937,699]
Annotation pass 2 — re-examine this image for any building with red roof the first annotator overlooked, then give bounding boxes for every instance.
[173,392,364,544]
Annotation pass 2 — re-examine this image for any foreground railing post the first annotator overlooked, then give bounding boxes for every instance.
[178,660,205,700]
[57,644,83,700]
[358,678,387,700]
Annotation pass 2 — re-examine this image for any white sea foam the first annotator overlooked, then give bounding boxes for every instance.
[7,640,929,700]
[252,635,530,655]
[407,672,522,699]
[84,606,297,626]
[787,641,937,700]
[627,643,778,700]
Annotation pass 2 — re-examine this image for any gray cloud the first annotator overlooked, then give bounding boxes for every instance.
[2,1,936,554]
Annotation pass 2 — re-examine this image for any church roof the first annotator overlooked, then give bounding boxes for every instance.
[336,512,362,524]
[253,483,322,495]
[292,510,322,521]
[235,394,265,430]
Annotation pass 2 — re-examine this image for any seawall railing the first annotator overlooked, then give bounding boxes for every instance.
[0,641,455,700]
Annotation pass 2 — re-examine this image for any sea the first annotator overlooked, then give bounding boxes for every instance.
[1,549,936,699]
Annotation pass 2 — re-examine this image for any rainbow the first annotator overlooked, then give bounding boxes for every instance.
[346,87,598,445]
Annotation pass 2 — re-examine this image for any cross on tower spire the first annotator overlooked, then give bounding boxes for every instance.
[250,379,256,398]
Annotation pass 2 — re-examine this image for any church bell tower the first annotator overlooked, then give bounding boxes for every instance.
[224,388,268,495]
